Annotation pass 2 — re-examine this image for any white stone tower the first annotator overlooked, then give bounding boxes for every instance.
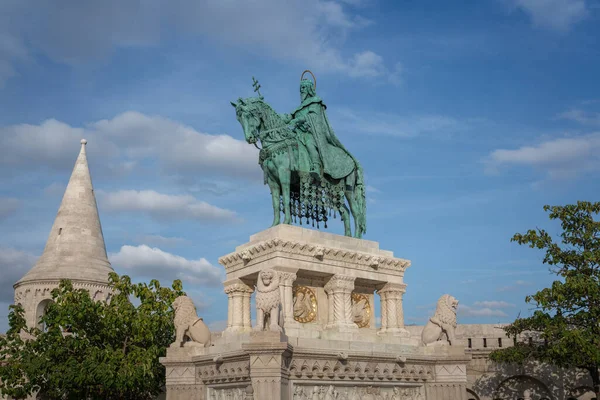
[13,139,114,329]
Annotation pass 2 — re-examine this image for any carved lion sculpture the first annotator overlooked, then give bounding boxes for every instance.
[255,269,282,332]
[172,295,211,347]
[421,294,459,346]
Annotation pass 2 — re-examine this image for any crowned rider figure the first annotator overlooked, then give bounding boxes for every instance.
[280,71,358,181]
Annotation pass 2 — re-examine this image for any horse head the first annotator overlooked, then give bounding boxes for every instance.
[231,97,262,145]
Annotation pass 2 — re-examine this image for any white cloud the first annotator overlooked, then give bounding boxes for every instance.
[0,247,37,302]
[0,0,397,85]
[136,235,190,248]
[458,304,509,318]
[484,133,600,179]
[99,190,238,222]
[0,111,261,180]
[109,245,223,287]
[473,300,515,308]
[0,197,19,220]
[557,108,600,126]
[512,0,588,31]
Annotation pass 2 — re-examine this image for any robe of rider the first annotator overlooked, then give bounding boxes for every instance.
[284,79,356,180]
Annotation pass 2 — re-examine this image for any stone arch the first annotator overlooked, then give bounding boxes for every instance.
[466,387,481,400]
[568,386,596,400]
[35,298,53,331]
[494,375,552,400]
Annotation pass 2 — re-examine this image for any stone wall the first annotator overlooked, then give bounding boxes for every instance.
[406,324,596,400]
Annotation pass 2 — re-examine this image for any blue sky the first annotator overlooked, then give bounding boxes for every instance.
[1,0,599,332]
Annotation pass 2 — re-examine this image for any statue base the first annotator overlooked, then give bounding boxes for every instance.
[161,225,469,400]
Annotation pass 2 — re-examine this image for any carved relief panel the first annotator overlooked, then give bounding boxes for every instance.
[292,384,424,400]
[208,386,246,399]
[293,286,318,323]
[351,293,371,328]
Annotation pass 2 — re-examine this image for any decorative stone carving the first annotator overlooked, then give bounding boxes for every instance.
[209,387,245,399]
[288,359,433,382]
[219,239,410,275]
[421,294,459,346]
[351,293,370,328]
[241,250,252,263]
[197,359,251,385]
[434,364,467,383]
[293,286,317,323]
[314,246,325,260]
[172,295,212,348]
[255,269,282,332]
[292,385,423,400]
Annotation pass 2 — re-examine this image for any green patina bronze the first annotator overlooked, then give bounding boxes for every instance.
[231,72,366,238]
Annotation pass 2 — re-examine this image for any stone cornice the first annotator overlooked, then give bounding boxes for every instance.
[219,238,410,273]
[13,280,112,290]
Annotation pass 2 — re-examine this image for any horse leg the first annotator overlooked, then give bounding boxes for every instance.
[345,189,361,239]
[278,164,292,224]
[266,164,281,226]
[338,203,352,237]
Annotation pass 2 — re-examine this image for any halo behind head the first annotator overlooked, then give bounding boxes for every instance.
[300,70,316,90]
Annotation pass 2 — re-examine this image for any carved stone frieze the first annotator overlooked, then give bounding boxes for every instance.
[197,360,251,384]
[218,239,410,273]
[434,364,467,383]
[208,386,246,399]
[288,359,433,382]
[292,384,424,400]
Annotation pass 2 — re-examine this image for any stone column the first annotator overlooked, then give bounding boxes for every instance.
[224,280,254,334]
[241,289,254,331]
[324,274,356,331]
[377,283,409,336]
[277,272,298,328]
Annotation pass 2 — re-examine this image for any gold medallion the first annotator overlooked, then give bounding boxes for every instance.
[351,293,371,328]
[293,286,318,323]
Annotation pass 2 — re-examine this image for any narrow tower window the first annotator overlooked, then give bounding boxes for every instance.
[483,338,487,348]
[468,338,472,348]
[58,228,62,235]
[498,338,502,347]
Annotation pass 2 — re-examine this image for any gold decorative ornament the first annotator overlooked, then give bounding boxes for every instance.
[351,292,370,328]
[293,286,317,323]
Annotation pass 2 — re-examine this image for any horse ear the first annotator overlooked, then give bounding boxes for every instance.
[238,98,246,105]
[230,101,237,108]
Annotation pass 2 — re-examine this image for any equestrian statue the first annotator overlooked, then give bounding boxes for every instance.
[231,71,366,238]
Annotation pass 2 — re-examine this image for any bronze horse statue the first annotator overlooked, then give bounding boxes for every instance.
[231,96,366,238]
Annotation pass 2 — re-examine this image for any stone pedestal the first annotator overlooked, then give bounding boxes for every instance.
[160,347,206,400]
[161,225,470,400]
[243,331,293,400]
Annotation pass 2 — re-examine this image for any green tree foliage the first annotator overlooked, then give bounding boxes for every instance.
[0,272,185,399]
[489,201,600,397]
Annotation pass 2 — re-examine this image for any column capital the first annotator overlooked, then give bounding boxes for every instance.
[324,274,355,293]
[224,280,254,295]
[277,272,297,286]
[376,282,406,295]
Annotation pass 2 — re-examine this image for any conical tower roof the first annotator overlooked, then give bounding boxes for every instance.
[15,139,114,287]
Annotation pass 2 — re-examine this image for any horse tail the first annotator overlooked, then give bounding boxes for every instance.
[354,162,367,235]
